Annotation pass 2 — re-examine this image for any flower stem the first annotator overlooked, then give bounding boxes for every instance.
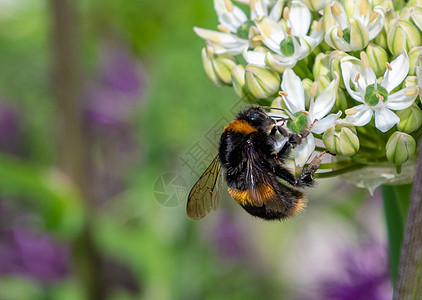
[394,134,422,299]
[381,185,411,284]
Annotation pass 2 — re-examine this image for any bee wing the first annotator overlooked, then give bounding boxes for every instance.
[246,146,286,212]
[186,156,223,220]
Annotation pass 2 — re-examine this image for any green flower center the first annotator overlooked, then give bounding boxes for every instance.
[236,20,255,39]
[287,111,308,133]
[342,28,351,43]
[280,36,301,57]
[364,83,388,106]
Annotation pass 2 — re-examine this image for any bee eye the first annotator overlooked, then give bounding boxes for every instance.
[249,111,263,121]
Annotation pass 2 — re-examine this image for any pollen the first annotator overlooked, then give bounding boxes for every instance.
[385,62,392,71]
[337,26,343,38]
[217,24,231,33]
[355,73,361,82]
[376,93,384,101]
[287,27,292,37]
[224,0,234,12]
[300,110,310,116]
[360,0,369,16]
[360,52,369,68]
[278,91,288,96]
[260,21,272,38]
[346,107,357,115]
[252,35,264,41]
[404,88,418,96]
[369,11,379,22]
[283,7,290,20]
[310,81,318,98]
[332,2,342,15]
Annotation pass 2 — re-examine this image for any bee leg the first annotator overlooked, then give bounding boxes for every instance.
[295,151,327,187]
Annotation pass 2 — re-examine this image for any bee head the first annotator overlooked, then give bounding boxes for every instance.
[238,107,275,131]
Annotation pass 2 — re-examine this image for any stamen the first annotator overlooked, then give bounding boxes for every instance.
[337,26,343,38]
[287,27,292,37]
[369,11,379,22]
[252,35,264,41]
[404,88,418,96]
[376,93,384,101]
[260,21,272,37]
[332,2,342,15]
[300,110,310,115]
[224,0,234,12]
[385,62,392,71]
[360,52,369,68]
[310,81,318,98]
[278,91,288,96]
[283,7,290,20]
[249,0,256,10]
[217,25,231,33]
[345,108,357,115]
[316,19,323,31]
[355,73,360,82]
[360,0,369,16]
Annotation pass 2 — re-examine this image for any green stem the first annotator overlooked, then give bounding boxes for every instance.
[314,163,365,178]
[381,185,411,285]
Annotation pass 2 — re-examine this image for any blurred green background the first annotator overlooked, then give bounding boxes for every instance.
[0,1,392,299]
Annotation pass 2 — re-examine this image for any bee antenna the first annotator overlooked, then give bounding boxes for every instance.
[260,106,285,111]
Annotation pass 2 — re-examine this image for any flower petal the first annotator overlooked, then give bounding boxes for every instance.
[250,0,268,20]
[374,107,399,132]
[349,18,369,51]
[312,111,342,134]
[341,104,373,127]
[325,26,352,51]
[368,6,385,41]
[281,69,305,113]
[381,51,410,93]
[312,75,339,121]
[294,134,315,166]
[386,86,419,110]
[243,50,266,66]
[340,60,365,102]
[214,0,248,32]
[289,1,311,37]
[256,17,285,53]
[269,0,284,21]
[194,27,248,55]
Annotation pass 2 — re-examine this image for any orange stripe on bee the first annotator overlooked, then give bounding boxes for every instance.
[224,120,257,134]
[228,184,277,206]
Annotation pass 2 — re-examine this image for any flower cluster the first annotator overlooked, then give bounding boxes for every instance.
[195,0,422,185]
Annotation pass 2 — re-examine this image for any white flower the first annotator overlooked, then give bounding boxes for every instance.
[340,51,419,132]
[194,0,284,54]
[298,0,330,11]
[244,1,323,70]
[271,69,339,166]
[323,1,385,52]
[194,0,250,54]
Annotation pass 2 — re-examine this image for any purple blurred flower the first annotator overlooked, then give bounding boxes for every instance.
[304,242,392,300]
[85,42,145,127]
[211,212,247,260]
[0,228,69,283]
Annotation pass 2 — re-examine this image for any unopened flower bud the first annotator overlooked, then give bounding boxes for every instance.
[201,45,236,86]
[408,47,422,75]
[387,19,421,56]
[330,51,347,88]
[410,7,422,32]
[366,43,388,77]
[323,125,360,156]
[313,53,330,78]
[302,78,313,108]
[405,76,418,87]
[231,65,248,99]
[386,132,416,165]
[396,104,422,133]
[244,65,280,99]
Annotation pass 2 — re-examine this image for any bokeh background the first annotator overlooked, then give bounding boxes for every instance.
[0,0,393,299]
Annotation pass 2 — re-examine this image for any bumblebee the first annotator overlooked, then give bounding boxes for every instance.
[186,107,326,221]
